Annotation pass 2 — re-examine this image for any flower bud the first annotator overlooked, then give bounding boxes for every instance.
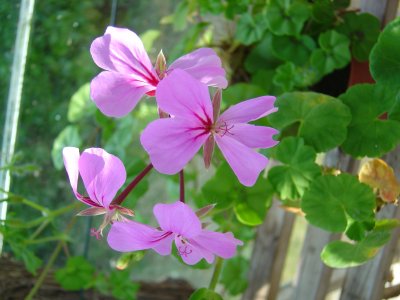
[155,49,167,79]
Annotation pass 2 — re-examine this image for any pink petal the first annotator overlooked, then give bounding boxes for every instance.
[62,147,81,199]
[215,135,268,186]
[193,230,243,259]
[153,201,202,238]
[155,69,213,124]
[168,48,227,89]
[225,123,279,148]
[175,236,214,265]
[90,71,154,117]
[78,148,126,208]
[140,118,209,174]
[90,26,158,85]
[107,220,174,255]
[219,96,277,124]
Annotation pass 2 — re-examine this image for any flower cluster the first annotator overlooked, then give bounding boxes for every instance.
[63,26,279,265]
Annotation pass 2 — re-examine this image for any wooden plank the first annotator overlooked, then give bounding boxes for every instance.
[291,227,339,300]
[242,201,295,300]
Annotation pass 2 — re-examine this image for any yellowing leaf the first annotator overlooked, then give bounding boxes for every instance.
[359,159,400,203]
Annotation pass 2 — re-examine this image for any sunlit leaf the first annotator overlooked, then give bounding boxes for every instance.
[321,219,399,268]
[67,83,96,123]
[268,92,351,152]
[51,125,82,170]
[340,84,400,157]
[268,137,320,200]
[301,174,376,232]
[370,17,400,88]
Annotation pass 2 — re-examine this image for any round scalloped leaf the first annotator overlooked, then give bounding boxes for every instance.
[268,137,321,200]
[235,12,268,45]
[271,35,316,65]
[266,0,311,36]
[321,220,395,268]
[370,17,400,88]
[268,92,351,152]
[301,174,376,233]
[340,84,400,157]
[311,30,351,75]
[336,12,380,62]
[311,0,335,25]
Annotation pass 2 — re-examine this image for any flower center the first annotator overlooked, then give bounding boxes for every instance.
[211,120,234,137]
[177,235,193,257]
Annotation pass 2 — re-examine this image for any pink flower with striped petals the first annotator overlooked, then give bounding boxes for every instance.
[63,147,132,238]
[140,70,279,187]
[107,201,242,265]
[90,26,227,117]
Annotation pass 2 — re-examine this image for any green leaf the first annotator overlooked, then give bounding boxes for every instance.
[311,0,335,25]
[370,17,400,88]
[301,174,376,233]
[110,269,140,300]
[189,288,223,300]
[67,83,96,122]
[104,115,137,160]
[266,0,311,36]
[336,12,380,61]
[51,125,82,170]
[273,62,297,92]
[271,35,316,65]
[235,12,268,45]
[310,30,351,75]
[139,29,160,51]
[340,84,400,157]
[244,34,282,73]
[268,137,320,200]
[333,0,350,9]
[201,163,273,226]
[268,92,351,152]
[221,257,249,295]
[321,219,398,268]
[55,256,95,290]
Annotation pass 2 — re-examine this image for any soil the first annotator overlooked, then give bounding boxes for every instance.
[0,256,194,300]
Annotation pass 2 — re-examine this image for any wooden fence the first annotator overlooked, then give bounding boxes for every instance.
[242,1,400,299]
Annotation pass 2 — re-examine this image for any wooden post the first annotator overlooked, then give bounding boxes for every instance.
[242,201,295,300]
[0,0,35,253]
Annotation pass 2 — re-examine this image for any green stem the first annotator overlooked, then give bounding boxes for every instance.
[208,257,224,291]
[24,217,76,300]
[24,241,63,300]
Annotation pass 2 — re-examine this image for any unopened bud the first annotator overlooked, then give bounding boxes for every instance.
[155,49,167,79]
[212,89,222,121]
[203,134,215,169]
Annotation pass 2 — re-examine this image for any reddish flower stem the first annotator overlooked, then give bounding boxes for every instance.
[112,163,153,206]
[179,169,185,203]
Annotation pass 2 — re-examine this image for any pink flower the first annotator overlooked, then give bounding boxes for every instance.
[140,70,279,186]
[107,201,242,265]
[63,147,133,238]
[90,26,227,117]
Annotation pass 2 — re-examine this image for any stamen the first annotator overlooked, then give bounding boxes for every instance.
[178,245,193,257]
[215,121,234,137]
